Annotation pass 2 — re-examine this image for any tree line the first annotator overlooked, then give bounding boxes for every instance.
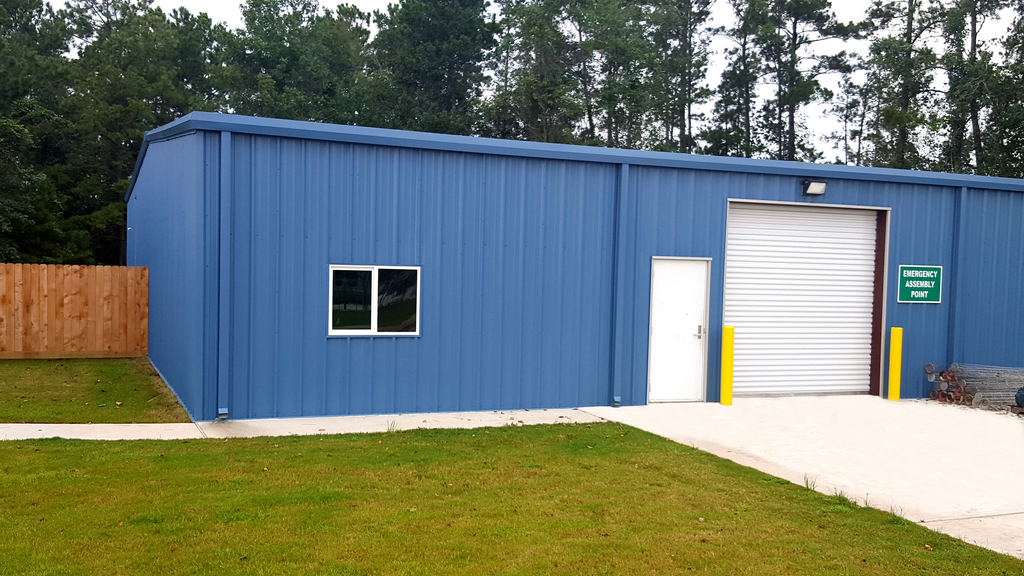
[3,0,1024,264]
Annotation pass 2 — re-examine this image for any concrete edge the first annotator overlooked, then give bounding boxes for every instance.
[197,408,608,438]
[576,407,929,523]
[0,423,205,441]
[0,408,608,441]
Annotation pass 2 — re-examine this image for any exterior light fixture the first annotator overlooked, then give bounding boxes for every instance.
[802,180,826,195]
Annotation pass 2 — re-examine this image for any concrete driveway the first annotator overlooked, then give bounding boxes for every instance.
[581,396,1024,560]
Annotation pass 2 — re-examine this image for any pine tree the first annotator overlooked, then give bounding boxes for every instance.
[372,0,499,135]
[224,0,369,123]
[825,72,871,165]
[483,0,582,143]
[981,2,1024,177]
[648,0,715,152]
[0,0,83,262]
[862,0,945,169]
[585,0,652,148]
[940,0,1005,173]
[705,0,765,157]
[756,0,858,161]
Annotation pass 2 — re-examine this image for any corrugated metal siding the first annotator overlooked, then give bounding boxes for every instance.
[129,120,1024,417]
[615,168,959,403]
[611,167,726,407]
[954,188,1024,366]
[127,132,218,420]
[881,184,957,398]
[226,135,618,418]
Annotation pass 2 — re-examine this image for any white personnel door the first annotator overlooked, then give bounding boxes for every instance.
[648,258,709,402]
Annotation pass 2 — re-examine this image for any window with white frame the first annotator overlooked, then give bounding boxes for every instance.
[328,265,420,336]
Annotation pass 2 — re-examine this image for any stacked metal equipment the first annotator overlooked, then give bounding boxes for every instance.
[927,363,1024,408]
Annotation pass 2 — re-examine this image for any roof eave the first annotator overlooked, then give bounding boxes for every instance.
[124,113,201,201]
[125,112,1024,199]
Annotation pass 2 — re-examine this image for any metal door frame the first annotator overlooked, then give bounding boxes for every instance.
[723,199,891,396]
[647,256,712,403]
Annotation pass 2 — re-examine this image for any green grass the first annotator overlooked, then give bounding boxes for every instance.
[0,358,189,423]
[1,423,1020,575]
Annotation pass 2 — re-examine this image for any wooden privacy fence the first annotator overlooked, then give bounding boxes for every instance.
[0,264,148,359]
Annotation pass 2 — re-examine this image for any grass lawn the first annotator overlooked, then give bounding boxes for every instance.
[1,423,1020,575]
[0,358,189,423]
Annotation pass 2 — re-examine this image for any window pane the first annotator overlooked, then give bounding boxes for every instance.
[377,269,418,333]
[332,270,372,330]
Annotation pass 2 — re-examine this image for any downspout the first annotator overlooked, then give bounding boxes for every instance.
[609,163,630,406]
[217,132,233,418]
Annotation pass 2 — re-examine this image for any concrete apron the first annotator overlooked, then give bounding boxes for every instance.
[581,396,1024,560]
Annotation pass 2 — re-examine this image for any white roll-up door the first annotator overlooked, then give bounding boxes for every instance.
[724,203,878,394]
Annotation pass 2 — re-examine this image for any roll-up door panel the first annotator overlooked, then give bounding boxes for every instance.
[724,203,878,394]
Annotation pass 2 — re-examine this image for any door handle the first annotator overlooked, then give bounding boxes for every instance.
[695,325,702,339]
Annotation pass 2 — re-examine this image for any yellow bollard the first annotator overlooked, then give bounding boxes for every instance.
[888,327,903,401]
[721,326,734,406]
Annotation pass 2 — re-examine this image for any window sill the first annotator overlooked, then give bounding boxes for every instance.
[326,334,421,339]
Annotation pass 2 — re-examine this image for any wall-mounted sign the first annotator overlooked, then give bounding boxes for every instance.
[898,265,942,303]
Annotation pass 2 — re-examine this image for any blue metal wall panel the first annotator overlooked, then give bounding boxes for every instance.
[226,135,618,418]
[954,188,1024,366]
[877,182,957,399]
[614,167,960,404]
[128,116,1024,418]
[126,132,216,420]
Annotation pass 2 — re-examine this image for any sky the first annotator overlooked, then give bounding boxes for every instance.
[150,0,889,36]
[149,0,1015,162]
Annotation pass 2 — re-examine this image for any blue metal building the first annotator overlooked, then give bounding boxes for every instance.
[126,112,1024,421]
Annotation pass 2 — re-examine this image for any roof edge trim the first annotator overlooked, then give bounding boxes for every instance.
[127,111,1024,198]
[124,114,202,201]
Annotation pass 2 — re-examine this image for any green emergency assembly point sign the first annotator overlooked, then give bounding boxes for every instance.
[898,265,942,303]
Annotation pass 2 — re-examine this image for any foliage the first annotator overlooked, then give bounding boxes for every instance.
[0,117,43,261]
[484,0,583,143]
[861,0,946,169]
[370,0,499,134]
[939,0,1008,174]
[704,0,766,157]
[825,72,871,165]
[983,6,1024,177]
[648,0,715,152]
[0,0,84,262]
[755,0,858,161]
[5,0,1024,264]
[2,422,1022,574]
[224,0,370,123]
